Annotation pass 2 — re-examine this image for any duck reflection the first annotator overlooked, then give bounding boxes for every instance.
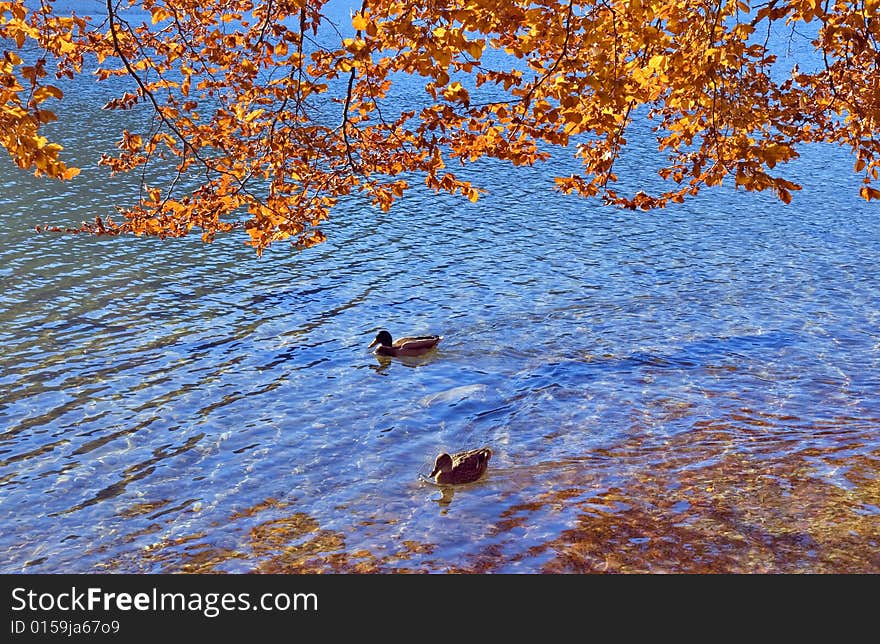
[370,351,440,373]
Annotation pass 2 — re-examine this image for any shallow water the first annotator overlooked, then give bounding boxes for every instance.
[1,6,879,573]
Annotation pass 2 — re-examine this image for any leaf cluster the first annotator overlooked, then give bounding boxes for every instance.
[3,0,879,252]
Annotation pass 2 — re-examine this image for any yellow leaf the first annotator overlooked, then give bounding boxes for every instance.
[32,86,60,104]
[351,11,369,31]
[442,82,469,104]
[343,37,366,53]
[647,55,665,73]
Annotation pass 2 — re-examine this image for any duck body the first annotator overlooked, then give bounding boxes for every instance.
[429,447,492,485]
[369,330,441,357]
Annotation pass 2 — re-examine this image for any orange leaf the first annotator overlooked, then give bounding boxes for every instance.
[860,186,880,201]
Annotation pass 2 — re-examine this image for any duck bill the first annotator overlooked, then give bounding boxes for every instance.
[368,339,380,349]
[428,466,440,478]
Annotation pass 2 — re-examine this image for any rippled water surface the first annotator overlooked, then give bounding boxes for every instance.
[2,13,879,573]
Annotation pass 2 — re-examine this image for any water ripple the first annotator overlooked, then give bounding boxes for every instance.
[1,58,879,572]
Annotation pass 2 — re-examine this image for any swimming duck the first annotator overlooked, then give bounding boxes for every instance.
[368,329,441,357]
[428,447,492,485]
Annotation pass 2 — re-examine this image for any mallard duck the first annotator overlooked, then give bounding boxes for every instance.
[428,447,492,485]
[368,329,441,357]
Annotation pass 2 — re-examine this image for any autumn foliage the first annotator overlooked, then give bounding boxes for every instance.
[2,0,879,253]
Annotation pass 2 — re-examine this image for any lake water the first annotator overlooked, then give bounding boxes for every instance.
[1,5,879,573]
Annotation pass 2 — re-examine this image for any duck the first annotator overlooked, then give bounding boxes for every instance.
[428,447,492,485]
[368,329,441,357]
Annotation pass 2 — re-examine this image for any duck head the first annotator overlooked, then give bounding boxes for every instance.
[369,330,393,349]
[429,453,454,478]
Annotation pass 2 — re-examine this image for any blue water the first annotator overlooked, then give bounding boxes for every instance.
[1,4,878,573]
